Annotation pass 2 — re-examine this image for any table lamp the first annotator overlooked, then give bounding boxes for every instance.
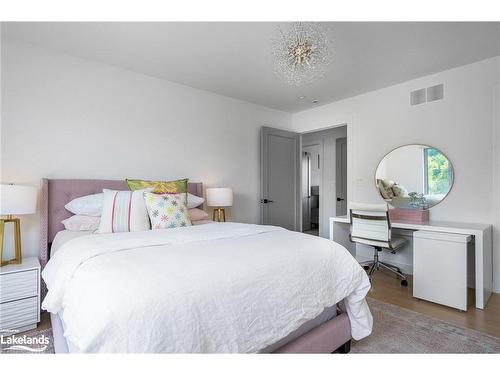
[0,184,37,266]
[206,188,233,222]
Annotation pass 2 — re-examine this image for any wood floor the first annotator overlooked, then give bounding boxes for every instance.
[38,311,51,331]
[303,229,319,236]
[368,269,500,338]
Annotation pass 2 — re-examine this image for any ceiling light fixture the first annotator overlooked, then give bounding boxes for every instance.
[312,99,320,104]
[272,22,332,86]
[298,95,306,100]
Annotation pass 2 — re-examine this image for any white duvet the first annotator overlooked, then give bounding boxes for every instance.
[42,222,372,353]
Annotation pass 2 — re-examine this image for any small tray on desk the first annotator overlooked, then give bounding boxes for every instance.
[389,208,429,223]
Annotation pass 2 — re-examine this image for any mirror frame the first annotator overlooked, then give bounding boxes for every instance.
[374,143,455,210]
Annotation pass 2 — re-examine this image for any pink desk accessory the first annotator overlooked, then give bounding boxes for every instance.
[389,208,429,223]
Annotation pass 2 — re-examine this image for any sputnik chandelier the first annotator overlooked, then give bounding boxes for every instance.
[271,22,332,86]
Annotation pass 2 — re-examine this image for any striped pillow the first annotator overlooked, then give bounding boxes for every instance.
[96,189,151,233]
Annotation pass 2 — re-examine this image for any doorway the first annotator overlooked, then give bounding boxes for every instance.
[301,125,347,237]
[260,124,348,237]
[336,137,348,216]
[302,145,321,236]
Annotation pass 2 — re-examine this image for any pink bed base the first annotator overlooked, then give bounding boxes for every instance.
[50,311,351,354]
[273,313,351,353]
[40,178,352,354]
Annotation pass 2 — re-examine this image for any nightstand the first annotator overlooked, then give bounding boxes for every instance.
[0,257,40,333]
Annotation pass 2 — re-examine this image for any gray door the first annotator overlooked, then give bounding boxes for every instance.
[336,137,347,215]
[301,151,311,231]
[260,127,301,231]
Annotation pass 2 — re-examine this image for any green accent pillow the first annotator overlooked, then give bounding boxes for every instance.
[126,178,188,203]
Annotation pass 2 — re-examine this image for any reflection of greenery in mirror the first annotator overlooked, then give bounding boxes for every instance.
[375,144,453,209]
[424,148,452,195]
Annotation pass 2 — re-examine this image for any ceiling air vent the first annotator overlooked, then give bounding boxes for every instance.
[410,84,444,106]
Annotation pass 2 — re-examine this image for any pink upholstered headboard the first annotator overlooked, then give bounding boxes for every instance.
[39,178,203,268]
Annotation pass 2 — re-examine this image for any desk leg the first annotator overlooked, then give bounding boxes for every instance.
[331,221,355,257]
[475,227,493,309]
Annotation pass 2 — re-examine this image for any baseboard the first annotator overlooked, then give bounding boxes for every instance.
[356,255,413,275]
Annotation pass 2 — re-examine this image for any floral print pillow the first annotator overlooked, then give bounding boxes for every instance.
[144,192,192,230]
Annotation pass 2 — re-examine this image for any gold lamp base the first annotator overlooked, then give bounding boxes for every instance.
[212,208,226,222]
[0,215,23,267]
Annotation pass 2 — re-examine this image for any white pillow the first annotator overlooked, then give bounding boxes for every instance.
[66,191,204,215]
[187,193,205,209]
[96,189,151,233]
[62,215,100,231]
[65,193,103,217]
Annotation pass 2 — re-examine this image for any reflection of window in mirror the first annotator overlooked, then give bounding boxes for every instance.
[375,144,454,209]
[423,148,452,196]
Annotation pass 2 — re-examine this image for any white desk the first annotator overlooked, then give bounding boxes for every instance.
[330,216,493,309]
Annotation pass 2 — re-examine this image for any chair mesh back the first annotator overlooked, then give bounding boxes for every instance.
[349,204,390,246]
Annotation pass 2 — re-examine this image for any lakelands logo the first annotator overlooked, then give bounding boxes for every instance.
[1,329,49,353]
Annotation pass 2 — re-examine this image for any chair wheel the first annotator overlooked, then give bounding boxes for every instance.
[401,279,408,287]
[363,265,370,270]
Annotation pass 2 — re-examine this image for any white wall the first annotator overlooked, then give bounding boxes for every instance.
[0,38,291,258]
[292,57,500,292]
[302,126,347,238]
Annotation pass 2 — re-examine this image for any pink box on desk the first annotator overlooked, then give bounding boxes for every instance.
[389,208,429,223]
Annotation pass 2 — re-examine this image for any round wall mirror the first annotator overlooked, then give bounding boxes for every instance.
[375,144,454,209]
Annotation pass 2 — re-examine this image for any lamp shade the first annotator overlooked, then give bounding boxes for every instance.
[206,188,233,207]
[0,184,38,215]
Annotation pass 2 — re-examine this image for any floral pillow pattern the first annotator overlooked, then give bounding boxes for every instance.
[144,192,192,230]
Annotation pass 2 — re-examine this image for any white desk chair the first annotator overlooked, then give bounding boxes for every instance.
[349,202,408,286]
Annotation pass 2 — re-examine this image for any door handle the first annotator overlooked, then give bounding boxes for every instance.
[260,199,275,204]
[336,197,345,202]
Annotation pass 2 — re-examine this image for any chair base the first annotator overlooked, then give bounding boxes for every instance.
[360,247,408,286]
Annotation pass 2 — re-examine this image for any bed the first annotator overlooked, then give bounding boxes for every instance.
[39,178,372,353]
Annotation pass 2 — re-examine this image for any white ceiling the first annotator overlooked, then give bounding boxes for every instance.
[3,22,500,112]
